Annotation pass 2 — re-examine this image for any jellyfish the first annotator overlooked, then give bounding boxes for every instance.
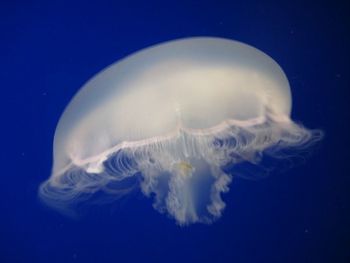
[39,37,322,225]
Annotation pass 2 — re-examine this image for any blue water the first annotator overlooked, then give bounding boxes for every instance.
[1,1,349,262]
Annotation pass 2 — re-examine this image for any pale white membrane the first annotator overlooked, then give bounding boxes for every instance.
[39,37,323,225]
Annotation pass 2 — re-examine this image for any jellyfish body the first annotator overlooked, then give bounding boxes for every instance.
[39,37,320,225]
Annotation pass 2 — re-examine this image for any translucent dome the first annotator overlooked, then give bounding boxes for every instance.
[53,37,291,176]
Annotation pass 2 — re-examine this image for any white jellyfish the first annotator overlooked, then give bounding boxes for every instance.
[39,37,322,225]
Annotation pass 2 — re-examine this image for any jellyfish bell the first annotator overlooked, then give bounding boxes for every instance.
[39,37,321,225]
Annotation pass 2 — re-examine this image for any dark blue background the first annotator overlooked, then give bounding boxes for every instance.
[1,1,349,262]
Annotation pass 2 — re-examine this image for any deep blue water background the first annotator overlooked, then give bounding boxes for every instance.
[1,1,349,262]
